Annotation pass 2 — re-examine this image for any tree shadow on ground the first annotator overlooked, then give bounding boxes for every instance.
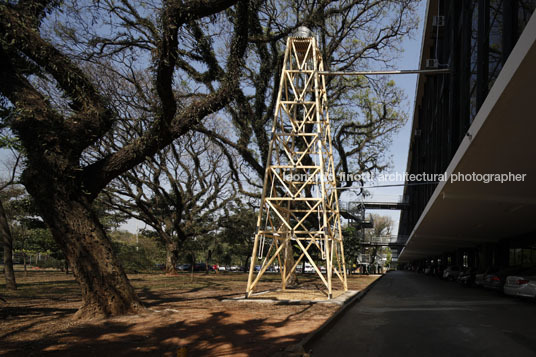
[137,285,250,307]
[0,273,333,356]
[0,306,78,340]
[0,306,77,319]
[12,280,75,287]
[1,308,310,356]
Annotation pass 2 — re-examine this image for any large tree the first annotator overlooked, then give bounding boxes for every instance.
[365,213,394,268]
[218,203,257,271]
[0,148,21,290]
[104,131,237,274]
[0,185,19,289]
[0,0,249,318]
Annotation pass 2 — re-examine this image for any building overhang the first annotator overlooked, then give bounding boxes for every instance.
[399,13,536,262]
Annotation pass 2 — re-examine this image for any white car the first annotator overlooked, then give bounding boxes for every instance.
[304,263,314,273]
[503,268,536,298]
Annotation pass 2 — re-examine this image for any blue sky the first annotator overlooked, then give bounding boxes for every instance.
[358,1,427,235]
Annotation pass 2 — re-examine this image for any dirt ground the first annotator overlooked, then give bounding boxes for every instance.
[0,270,379,356]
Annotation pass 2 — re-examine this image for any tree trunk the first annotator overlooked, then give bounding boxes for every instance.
[0,198,16,290]
[284,238,297,286]
[164,240,179,275]
[25,179,144,319]
[205,249,211,275]
[189,252,195,282]
[243,254,249,273]
[23,253,27,277]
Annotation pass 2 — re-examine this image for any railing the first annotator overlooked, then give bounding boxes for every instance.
[340,196,409,211]
[358,235,409,246]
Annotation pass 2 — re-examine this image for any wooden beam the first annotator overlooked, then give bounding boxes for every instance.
[246,35,347,299]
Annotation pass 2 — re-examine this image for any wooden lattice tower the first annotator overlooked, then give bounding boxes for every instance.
[246,30,347,299]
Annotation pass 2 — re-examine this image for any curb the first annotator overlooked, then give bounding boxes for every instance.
[296,274,385,354]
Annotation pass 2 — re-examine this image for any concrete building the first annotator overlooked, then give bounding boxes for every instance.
[398,0,536,270]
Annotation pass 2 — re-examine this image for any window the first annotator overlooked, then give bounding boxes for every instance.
[516,248,522,265]
[470,1,479,121]
[509,247,536,266]
[518,0,536,36]
[488,0,504,89]
[509,248,515,265]
[522,249,532,267]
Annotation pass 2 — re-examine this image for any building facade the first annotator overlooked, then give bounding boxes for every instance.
[399,0,536,270]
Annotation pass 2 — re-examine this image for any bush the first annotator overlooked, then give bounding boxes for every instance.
[35,256,64,269]
[112,241,154,273]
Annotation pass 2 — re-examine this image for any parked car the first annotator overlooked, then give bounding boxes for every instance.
[474,267,498,287]
[443,266,461,281]
[481,266,522,291]
[193,263,214,272]
[229,265,245,272]
[457,267,477,287]
[503,268,536,298]
[176,264,191,271]
[266,265,279,273]
[304,263,314,273]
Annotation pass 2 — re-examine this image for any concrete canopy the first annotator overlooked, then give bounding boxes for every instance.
[399,13,536,262]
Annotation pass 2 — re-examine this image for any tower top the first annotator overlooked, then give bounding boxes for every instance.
[292,26,314,38]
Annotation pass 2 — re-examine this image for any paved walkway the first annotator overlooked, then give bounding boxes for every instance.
[308,270,536,357]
